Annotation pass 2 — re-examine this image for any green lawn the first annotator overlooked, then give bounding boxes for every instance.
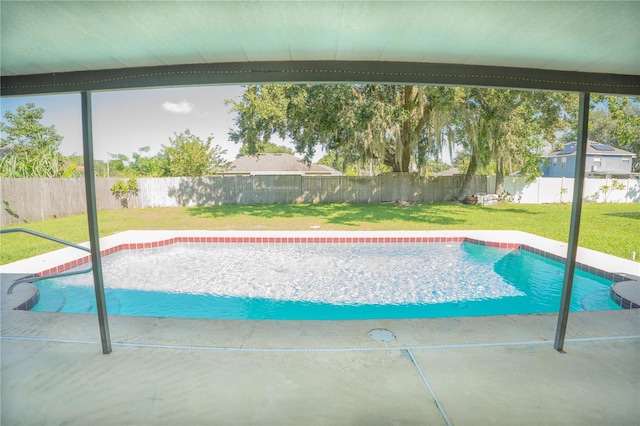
[1,202,638,265]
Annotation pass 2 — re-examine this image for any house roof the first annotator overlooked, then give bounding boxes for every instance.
[221,153,342,176]
[545,141,636,158]
[1,1,638,96]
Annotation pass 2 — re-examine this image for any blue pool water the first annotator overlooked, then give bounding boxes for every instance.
[32,242,620,319]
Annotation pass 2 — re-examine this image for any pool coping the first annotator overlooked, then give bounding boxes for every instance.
[2,230,639,312]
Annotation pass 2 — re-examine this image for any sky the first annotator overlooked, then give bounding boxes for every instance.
[2,86,633,168]
[0,85,307,163]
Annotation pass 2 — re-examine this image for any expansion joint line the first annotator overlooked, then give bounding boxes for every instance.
[406,348,452,426]
[2,335,639,351]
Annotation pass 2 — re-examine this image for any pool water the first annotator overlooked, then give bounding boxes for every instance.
[32,242,620,319]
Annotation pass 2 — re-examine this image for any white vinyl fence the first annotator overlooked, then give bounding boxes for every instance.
[487,176,640,204]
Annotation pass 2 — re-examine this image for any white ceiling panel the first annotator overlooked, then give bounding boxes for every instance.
[335,2,404,60]
[1,1,638,94]
[222,2,292,62]
[284,2,343,60]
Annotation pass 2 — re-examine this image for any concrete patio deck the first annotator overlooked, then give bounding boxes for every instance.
[2,306,638,425]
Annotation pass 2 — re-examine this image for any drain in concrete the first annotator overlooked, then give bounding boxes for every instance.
[368,328,396,342]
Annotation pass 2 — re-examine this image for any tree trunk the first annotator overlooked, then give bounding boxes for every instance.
[401,134,411,172]
[458,154,478,200]
[495,158,504,196]
[397,85,414,173]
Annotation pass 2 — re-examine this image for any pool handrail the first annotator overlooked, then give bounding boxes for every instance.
[2,228,92,294]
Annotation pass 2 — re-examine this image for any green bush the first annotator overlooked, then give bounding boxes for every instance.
[110,178,139,208]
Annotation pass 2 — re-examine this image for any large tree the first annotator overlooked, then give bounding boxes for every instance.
[103,147,165,178]
[130,146,164,177]
[590,96,639,171]
[229,84,575,191]
[101,135,228,178]
[455,89,573,197]
[238,141,293,157]
[160,130,227,177]
[560,95,639,171]
[0,103,71,177]
[228,84,459,173]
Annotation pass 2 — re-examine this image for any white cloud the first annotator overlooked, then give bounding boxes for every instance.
[161,100,193,114]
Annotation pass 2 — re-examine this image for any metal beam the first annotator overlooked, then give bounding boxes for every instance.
[2,61,639,97]
[554,92,590,352]
[81,91,112,355]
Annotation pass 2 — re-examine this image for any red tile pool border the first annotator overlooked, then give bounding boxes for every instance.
[15,236,633,311]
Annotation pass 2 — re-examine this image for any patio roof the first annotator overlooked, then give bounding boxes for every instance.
[1,1,639,96]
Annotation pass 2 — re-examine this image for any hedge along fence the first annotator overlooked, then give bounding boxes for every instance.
[0,174,487,225]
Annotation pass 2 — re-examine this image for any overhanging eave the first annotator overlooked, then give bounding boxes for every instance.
[2,61,639,97]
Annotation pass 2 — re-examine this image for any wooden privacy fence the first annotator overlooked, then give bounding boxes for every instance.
[1,174,486,225]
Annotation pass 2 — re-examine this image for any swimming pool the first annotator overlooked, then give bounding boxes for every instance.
[28,233,623,320]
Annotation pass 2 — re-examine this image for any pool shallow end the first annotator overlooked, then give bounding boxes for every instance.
[3,230,639,278]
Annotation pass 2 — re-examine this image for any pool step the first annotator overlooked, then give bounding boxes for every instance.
[610,280,640,309]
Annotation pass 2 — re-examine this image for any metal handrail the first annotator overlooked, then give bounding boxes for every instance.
[1,228,92,294]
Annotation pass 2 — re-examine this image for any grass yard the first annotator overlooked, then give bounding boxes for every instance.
[1,202,638,265]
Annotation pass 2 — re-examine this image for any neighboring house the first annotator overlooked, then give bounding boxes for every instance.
[541,141,636,178]
[220,153,342,176]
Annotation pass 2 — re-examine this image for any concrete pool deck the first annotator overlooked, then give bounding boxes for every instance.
[2,230,639,424]
[1,305,639,425]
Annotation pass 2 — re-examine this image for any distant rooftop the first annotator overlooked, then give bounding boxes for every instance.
[221,153,342,176]
[545,141,636,158]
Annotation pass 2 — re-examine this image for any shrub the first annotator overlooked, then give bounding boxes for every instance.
[599,179,625,203]
[110,178,139,208]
